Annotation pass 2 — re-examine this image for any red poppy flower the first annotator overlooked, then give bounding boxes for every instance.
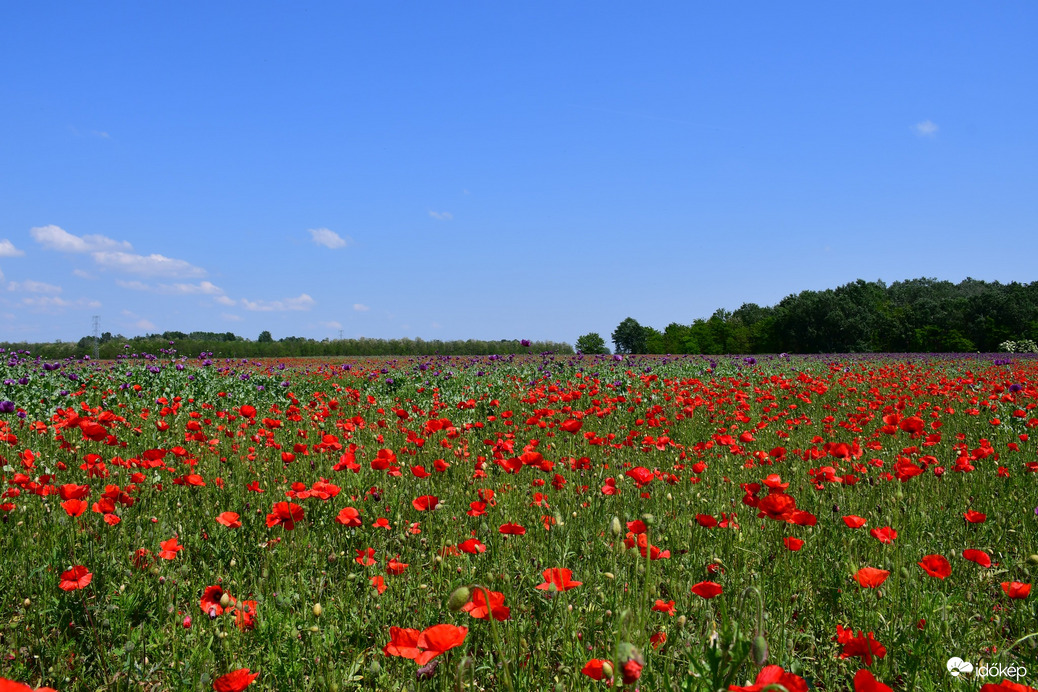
[649,631,667,649]
[869,527,897,544]
[625,466,654,487]
[411,495,438,511]
[560,418,582,433]
[917,554,951,579]
[979,681,1038,692]
[783,537,805,551]
[853,567,890,589]
[581,659,612,681]
[355,548,376,566]
[652,599,676,616]
[963,510,987,524]
[61,498,87,517]
[215,512,241,528]
[962,549,992,568]
[696,514,719,528]
[370,575,386,595]
[536,568,582,592]
[835,625,886,666]
[415,624,468,665]
[853,669,894,692]
[458,538,486,554]
[498,523,526,535]
[335,507,362,527]
[461,589,510,621]
[373,517,391,530]
[0,677,58,692]
[212,669,259,692]
[233,600,257,631]
[386,557,408,575]
[728,665,807,692]
[756,493,797,522]
[200,585,235,616]
[1001,582,1032,599]
[265,501,304,530]
[59,565,92,591]
[691,581,723,599]
[383,626,421,659]
[843,515,867,529]
[158,536,183,560]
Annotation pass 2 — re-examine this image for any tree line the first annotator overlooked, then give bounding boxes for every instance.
[1,332,573,360]
[597,277,1038,354]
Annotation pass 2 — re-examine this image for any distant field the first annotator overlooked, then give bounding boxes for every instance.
[1,352,1035,691]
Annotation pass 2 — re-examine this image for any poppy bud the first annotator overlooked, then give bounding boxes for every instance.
[610,516,622,535]
[641,513,655,526]
[182,615,192,629]
[601,661,614,678]
[1028,554,1038,565]
[751,634,768,665]
[312,603,322,617]
[447,585,472,612]
[219,593,231,608]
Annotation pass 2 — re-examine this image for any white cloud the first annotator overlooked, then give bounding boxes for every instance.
[320,320,343,329]
[428,211,453,221]
[914,120,939,137]
[160,280,224,296]
[30,225,131,253]
[116,280,152,291]
[72,269,94,279]
[8,280,62,294]
[135,319,156,331]
[93,251,206,278]
[214,295,236,306]
[241,293,315,312]
[21,296,101,311]
[353,303,369,312]
[309,228,349,249]
[221,312,243,322]
[0,239,24,257]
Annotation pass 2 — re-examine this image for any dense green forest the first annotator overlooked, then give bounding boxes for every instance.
[6,277,1038,358]
[608,277,1038,354]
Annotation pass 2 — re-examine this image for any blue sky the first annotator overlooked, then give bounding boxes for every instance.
[2,2,1036,345]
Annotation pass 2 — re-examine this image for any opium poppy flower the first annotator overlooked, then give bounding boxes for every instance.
[853,567,890,589]
[690,581,723,599]
[383,626,421,659]
[215,512,241,529]
[728,665,808,692]
[917,554,951,579]
[412,495,438,511]
[536,568,582,592]
[265,501,304,530]
[962,549,992,568]
[854,669,894,692]
[460,588,510,621]
[498,522,526,535]
[1001,582,1032,599]
[58,565,93,591]
[415,624,468,666]
[212,668,259,692]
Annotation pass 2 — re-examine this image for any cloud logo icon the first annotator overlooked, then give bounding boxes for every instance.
[946,657,974,676]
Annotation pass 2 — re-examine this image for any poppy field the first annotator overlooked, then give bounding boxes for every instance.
[1,350,1036,691]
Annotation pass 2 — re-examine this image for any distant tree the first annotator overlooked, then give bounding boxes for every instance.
[257,330,273,343]
[612,317,647,354]
[575,332,610,354]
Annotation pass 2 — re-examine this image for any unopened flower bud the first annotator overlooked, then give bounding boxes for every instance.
[610,516,622,536]
[751,634,768,665]
[219,593,231,608]
[312,603,322,617]
[447,585,471,612]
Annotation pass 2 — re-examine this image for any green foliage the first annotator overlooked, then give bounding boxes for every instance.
[612,317,647,354]
[574,332,610,354]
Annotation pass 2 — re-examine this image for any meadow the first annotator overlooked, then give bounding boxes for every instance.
[0,349,1035,691]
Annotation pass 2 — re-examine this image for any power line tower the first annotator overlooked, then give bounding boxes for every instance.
[338,329,344,341]
[92,315,100,360]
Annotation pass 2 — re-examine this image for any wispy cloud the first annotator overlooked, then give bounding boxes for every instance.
[320,320,343,329]
[241,294,315,312]
[93,251,206,279]
[0,239,24,257]
[353,303,369,312]
[428,211,453,221]
[135,318,156,331]
[8,280,62,294]
[30,225,131,253]
[72,269,94,279]
[21,296,101,311]
[914,120,939,137]
[309,228,350,249]
[221,312,243,322]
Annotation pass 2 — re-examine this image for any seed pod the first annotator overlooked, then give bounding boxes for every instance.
[751,634,769,665]
[447,586,472,612]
